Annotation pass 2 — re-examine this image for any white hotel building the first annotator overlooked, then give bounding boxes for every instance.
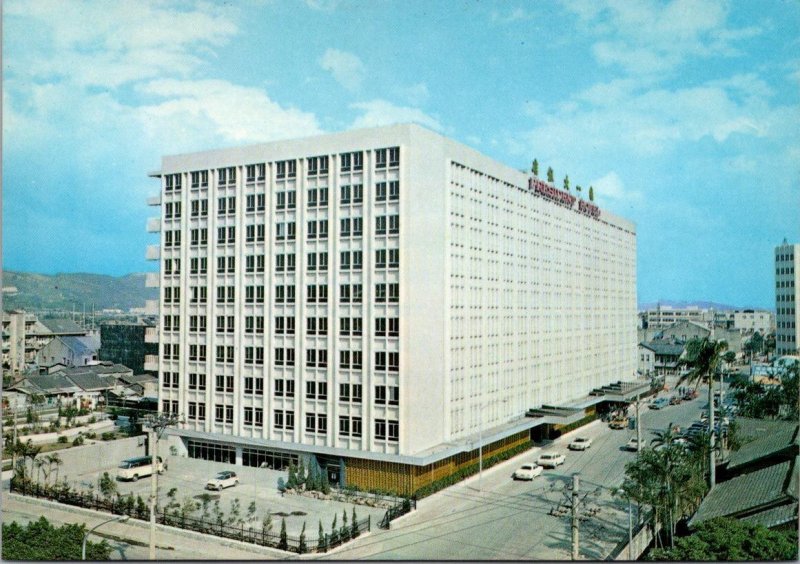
[144,124,638,493]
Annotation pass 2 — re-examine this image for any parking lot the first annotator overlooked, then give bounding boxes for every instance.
[65,454,388,537]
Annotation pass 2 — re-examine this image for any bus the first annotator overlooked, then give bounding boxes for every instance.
[116,455,166,481]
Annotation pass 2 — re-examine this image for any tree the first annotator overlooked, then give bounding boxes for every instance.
[679,337,728,488]
[278,518,288,551]
[546,167,554,183]
[588,185,594,201]
[531,159,539,176]
[247,500,257,524]
[330,514,338,545]
[745,331,764,356]
[98,471,117,501]
[198,493,213,521]
[575,184,582,194]
[340,508,349,541]
[318,520,327,552]
[722,351,736,365]
[298,521,307,554]
[261,512,273,538]
[351,507,359,538]
[179,496,198,525]
[563,175,570,191]
[2,517,112,560]
[227,498,243,527]
[648,517,798,561]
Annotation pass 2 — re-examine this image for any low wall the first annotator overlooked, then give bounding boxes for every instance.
[18,420,115,446]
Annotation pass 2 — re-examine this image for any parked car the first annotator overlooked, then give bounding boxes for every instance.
[624,437,640,451]
[206,470,239,491]
[116,456,165,481]
[537,452,566,468]
[568,437,593,451]
[669,395,682,405]
[609,417,628,429]
[513,463,543,481]
[649,398,669,410]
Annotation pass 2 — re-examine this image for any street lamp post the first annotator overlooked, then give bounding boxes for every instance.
[82,515,129,560]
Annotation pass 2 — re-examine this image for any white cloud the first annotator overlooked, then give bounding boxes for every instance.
[138,79,322,147]
[563,0,761,75]
[491,7,532,23]
[4,0,239,88]
[403,82,430,106]
[319,48,365,92]
[591,171,643,204]
[349,100,443,132]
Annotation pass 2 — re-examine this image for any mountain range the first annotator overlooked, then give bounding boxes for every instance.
[2,271,157,312]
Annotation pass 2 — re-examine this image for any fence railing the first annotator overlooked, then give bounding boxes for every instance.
[378,497,416,529]
[11,479,370,553]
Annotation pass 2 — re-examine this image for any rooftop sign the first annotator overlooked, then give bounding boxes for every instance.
[528,177,600,219]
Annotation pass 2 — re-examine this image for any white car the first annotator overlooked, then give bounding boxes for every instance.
[537,452,566,468]
[206,470,239,491]
[568,437,592,451]
[624,437,640,451]
[513,463,543,481]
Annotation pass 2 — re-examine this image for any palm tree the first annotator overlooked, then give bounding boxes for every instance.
[46,453,63,485]
[678,337,727,488]
[650,423,681,450]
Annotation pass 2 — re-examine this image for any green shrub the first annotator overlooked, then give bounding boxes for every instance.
[101,432,115,441]
[72,435,84,446]
[57,436,68,444]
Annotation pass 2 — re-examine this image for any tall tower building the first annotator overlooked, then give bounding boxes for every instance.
[775,240,799,356]
[144,124,638,493]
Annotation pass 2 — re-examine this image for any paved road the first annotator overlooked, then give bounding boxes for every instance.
[324,385,713,561]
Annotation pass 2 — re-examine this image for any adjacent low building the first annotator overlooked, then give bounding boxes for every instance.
[99,320,159,374]
[775,240,799,356]
[146,123,638,494]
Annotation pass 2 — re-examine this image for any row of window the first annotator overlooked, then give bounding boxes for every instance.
[179,149,397,192]
[182,401,398,440]
[163,216,396,250]
[171,180,399,220]
[163,247,397,278]
[164,283,400,306]
[166,315,396,338]
[165,375,398,406]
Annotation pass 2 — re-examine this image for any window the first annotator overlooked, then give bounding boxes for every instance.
[340,284,351,303]
[306,413,327,435]
[319,219,328,239]
[388,249,399,268]
[305,381,328,400]
[307,220,317,240]
[217,167,236,185]
[353,184,363,203]
[353,152,363,171]
[191,199,208,218]
[188,373,206,391]
[340,153,351,172]
[376,182,387,202]
[215,374,234,393]
[376,283,387,303]
[389,283,399,303]
[389,180,399,200]
[374,419,399,442]
[389,147,399,167]
[375,149,387,169]
[307,156,329,176]
[341,218,351,237]
[190,170,208,188]
[274,410,295,430]
[341,184,351,204]
[339,383,362,404]
[340,251,351,271]
[376,216,387,235]
[338,416,362,437]
[389,215,399,235]
[191,257,208,275]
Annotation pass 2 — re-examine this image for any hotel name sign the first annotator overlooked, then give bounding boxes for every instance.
[528,177,601,219]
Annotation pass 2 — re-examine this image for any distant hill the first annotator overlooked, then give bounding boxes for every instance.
[2,271,157,312]
[639,300,767,311]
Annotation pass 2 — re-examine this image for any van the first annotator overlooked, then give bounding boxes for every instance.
[116,456,165,481]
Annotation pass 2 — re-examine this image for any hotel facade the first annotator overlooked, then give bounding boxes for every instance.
[144,124,638,494]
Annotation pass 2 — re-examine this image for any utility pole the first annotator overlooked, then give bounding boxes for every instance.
[571,473,580,560]
[708,370,716,489]
[635,393,642,452]
[144,413,180,560]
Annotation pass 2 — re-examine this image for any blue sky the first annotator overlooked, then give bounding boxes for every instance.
[3,0,799,309]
